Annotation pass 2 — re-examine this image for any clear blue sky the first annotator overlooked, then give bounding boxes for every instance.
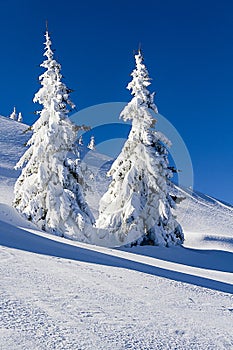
[0,0,232,204]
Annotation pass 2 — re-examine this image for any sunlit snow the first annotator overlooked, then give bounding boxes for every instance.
[0,116,233,349]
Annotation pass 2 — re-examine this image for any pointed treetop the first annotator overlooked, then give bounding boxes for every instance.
[138,42,142,55]
[120,49,158,127]
[45,19,49,32]
[43,26,53,62]
[33,27,75,113]
[128,50,158,112]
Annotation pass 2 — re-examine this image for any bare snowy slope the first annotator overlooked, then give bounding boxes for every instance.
[0,115,233,349]
[176,186,233,251]
[0,115,29,204]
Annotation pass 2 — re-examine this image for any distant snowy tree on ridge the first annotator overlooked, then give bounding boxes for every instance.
[87,135,95,150]
[78,135,83,146]
[13,29,95,241]
[17,112,23,123]
[10,107,17,121]
[96,50,184,247]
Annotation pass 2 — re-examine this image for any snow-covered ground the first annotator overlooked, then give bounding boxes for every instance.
[0,115,233,349]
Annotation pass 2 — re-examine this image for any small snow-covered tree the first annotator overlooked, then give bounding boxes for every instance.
[78,135,83,146]
[18,112,23,122]
[96,50,184,247]
[87,136,95,150]
[13,30,95,241]
[10,107,17,120]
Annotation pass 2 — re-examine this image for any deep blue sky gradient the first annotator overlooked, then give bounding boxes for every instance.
[0,0,232,203]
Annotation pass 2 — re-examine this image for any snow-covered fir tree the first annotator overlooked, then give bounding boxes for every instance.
[10,107,17,120]
[87,135,95,150]
[78,135,83,146]
[17,112,23,122]
[96,50,184,247]
[13,29,95,241]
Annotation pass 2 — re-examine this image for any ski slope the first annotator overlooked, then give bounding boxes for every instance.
[0,115,233,349]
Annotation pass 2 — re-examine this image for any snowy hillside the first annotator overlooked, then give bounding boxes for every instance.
[0,116,29,204]
[176,186,233,252]
[0,115,233,349]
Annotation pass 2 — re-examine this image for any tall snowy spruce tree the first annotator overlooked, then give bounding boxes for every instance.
[13,30,95,241]
[96,50,184,246]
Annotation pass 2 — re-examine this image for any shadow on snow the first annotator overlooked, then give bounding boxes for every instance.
[121,244,233,274]
[0,219,232,295]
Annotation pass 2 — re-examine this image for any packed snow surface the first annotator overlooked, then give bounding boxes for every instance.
[0,115,233,349]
